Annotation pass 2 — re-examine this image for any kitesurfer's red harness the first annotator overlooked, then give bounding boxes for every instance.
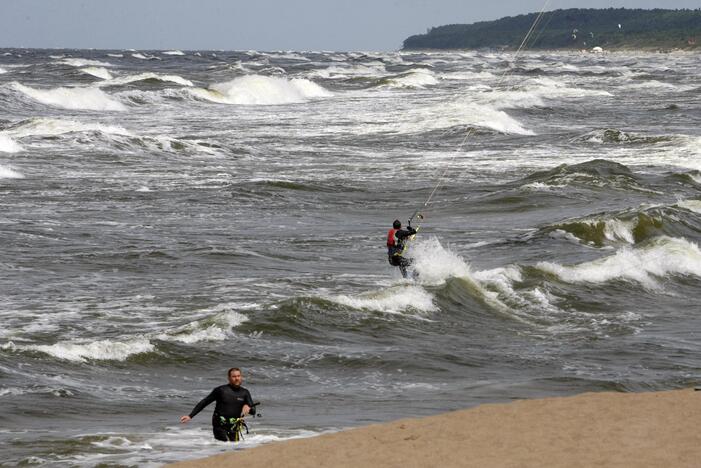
[387,228,398,248]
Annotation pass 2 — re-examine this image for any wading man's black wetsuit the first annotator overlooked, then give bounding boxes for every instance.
[188,384,254,441]
[387,225,417,278]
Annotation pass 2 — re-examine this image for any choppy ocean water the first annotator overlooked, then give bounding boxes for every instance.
[1,48,700,466]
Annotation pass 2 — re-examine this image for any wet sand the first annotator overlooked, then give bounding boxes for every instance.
[169,389,701,468]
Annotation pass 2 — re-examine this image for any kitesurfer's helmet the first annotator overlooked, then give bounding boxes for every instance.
[393,220,401,229]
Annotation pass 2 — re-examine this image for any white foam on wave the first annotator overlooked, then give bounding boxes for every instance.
[308,62,387,80]
[677,199,701,214]
[331,285,436,315]
[0,135,23,153]
[382,69,439,89]
[0,164,24,178]
[537,236,701,288]
[441,70,496,81]
[408,237,527,320]
[60,58,113,67]
[2,338,154,362]
[4,117,218,156]
[623,80,692,92]
[107,53,124,58]
[377,99,534,136]
[132,53,159,60]
[481,77,612,110]
[12,82,127,111]
[5,117,132,139]
[81,67,113,80]
[157,307,249,344]
[408,236,472,285]
[566,216,637,244]
[100,72,194,87]
[0,386,73,398]
[190,75,332,105]
[162,50,185,56]
[0,67,7,75]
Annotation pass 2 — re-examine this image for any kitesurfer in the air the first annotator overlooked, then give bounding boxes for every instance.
[387,219,417,278]
[180,367,255,442]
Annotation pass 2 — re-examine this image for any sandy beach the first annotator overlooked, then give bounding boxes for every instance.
[170,389,701,468]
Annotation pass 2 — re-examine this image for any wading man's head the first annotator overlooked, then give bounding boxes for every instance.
[228,367,243,387]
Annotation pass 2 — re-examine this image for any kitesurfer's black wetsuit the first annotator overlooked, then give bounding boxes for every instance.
[188,384,254,441]
[387,226,417,278]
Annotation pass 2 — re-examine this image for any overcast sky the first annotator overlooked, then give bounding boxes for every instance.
[1,0,698,51]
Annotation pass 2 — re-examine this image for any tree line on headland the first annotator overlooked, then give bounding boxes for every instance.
[403,8,701,50]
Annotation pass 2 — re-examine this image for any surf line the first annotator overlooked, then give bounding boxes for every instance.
[409,0,553,233]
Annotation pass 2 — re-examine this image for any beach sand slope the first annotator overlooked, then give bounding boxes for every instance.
[170,389,701,468]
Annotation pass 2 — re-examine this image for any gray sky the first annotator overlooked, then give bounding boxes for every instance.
[1,0,699,51]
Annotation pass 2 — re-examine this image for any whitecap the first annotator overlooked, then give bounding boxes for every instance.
[537,236,701,288]
[676,199,701,214]
[331,285,436,315]
[100,72,193,87]
[0,135,23,153]
[370,99,534,136]
[162,50,185,56]
[4,117,132,139]
[131,53,159,60]
[0,164,24,178]
[381,69,439,89]
[2,338,154,362]
[60,58,113,67]
[12,82,127,111]
[157,309,249,344]
[189,75,332,105]
[80,67,113,80]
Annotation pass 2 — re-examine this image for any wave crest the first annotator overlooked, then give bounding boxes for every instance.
[11,82,126,111]
[189,75,332,105]
[537,236,701,288]
[2,338,155,362]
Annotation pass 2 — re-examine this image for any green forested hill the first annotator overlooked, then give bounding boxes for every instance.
[403,8,701,50]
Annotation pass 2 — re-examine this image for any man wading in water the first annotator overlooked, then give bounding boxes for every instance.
[180,368,255,441]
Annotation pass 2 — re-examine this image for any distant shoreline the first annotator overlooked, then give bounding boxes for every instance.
[168,389,701,468]
[400,47,701,54]
[403,8,701,52]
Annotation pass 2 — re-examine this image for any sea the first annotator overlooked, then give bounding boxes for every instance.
[1,47,700,466]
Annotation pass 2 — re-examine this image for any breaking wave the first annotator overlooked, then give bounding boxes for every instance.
[0,134,23,153]
[330,286,436,315]
[189,75,332,105]
[0,164,24,178]
[99,72,194,88]
[59,58,113,67]
[3,117,216,155]
[477,77,613,110]
[2,338,155,363]
[307,63,387,80]
[11,82,127,111]
[3,117,131,139]
[156,308,249,344]
[369,99,534,136]
[80,67,113,80]
[537,236,701,289]
[376,69,439,89]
